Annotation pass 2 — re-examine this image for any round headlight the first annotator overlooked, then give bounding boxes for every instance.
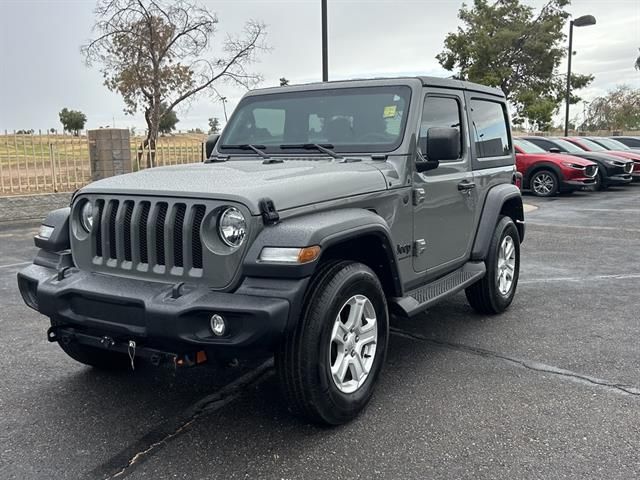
[80,202,94,232]
[218,207,246,247]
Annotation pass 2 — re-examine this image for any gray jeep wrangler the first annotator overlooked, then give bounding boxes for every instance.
[18,77,524,425]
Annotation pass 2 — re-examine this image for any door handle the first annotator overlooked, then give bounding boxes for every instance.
[457,181,476,191]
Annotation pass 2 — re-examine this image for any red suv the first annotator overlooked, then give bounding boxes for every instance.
[514,138,598,196]
[565,137,640,181]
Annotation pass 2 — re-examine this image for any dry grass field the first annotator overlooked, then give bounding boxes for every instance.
[0,132,206,195]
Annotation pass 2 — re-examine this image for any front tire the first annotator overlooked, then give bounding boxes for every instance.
[276,261,389,425]
[465,216,520,314]
[593,171,607,191]
[529,170,558,197]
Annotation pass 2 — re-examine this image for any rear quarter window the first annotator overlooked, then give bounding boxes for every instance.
[470,99,511,158]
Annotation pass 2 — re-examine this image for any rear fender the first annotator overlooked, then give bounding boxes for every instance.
[471,184,524,261]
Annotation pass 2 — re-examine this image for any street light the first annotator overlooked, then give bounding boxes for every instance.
[219,96,228,122]
[321,0,328,81]
[564,14,596,136]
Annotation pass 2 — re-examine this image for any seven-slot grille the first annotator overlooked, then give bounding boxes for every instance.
[584,165,597,178]
[91,198,207,274]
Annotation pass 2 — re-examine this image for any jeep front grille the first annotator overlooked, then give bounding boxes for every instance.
[91,198,207,273]
[585,165,597,178]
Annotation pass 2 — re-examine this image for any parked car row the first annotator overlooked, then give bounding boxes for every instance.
[514,136,640,197]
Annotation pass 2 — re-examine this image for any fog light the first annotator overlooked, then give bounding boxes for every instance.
[210,314,226,336]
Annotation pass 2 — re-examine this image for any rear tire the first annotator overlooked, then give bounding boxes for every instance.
[465,216,520,314]
[276,261,388,425]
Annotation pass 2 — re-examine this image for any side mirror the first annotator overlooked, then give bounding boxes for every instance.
[205,134,220,158]
[416,127,460,172]
[549,147,561,153]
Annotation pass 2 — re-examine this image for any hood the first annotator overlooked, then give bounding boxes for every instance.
[600,150,640,162]
[516,152,595,167]
[80,159,388,214]
[561,151,633,165]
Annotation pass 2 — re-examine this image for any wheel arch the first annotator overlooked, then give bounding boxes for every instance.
[243,208,403,297]
[471,184,524,261]
[524,162,563,188]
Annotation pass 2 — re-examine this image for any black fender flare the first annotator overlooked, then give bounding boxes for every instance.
[524,162,564,188]
[34,207,71,252]
[471,184,524,261]
[243,208,402,294]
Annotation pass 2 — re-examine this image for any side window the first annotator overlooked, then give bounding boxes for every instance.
[419,96,462,160]
[533,139,552,151]
[470,99,510,158]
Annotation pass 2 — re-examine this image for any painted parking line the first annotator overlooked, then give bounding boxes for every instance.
[520,273,640,284]
[527,222,640,233]
[0,261,31,269]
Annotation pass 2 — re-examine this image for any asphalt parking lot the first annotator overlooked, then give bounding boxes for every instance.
[1,185,639,480]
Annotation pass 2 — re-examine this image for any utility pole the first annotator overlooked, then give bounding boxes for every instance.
[322,0,328,82]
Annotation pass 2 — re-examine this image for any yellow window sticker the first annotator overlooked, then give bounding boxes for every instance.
[383,105,397,118]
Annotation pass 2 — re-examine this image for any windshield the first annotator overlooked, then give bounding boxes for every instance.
[219,86,411,154]
[592,137,630,150]
[514,138,546,154]
[576,138,606,151]
[552,138,585,154]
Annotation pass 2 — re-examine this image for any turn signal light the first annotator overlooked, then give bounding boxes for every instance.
[259,246,321,264]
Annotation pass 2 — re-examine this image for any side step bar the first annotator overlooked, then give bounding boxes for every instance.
[390,261,486,318]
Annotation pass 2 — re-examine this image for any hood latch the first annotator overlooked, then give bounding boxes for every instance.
[259,198,280,225]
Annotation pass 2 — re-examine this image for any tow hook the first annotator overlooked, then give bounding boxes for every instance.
[46,326,74,345]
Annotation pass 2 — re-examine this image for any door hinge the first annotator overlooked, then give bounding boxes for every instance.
[413,239,426,257]
[412,188,426,206]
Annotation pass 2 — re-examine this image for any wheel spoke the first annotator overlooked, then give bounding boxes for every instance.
[332,354,349,382]
[345,297,365,330]
[350,353,366,382]
[357,326,376,346]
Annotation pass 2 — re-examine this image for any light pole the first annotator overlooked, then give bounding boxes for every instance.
[321,0,328,81]
[564,14,596,136]
[220,96,228,122]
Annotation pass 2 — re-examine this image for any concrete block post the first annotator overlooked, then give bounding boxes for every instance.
[88,129,132,181]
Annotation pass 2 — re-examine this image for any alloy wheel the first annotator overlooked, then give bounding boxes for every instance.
[497,235,516,295]
[329,294,378,394]
[532,172,555,196]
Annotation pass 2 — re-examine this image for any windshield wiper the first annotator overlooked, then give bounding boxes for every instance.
[279,143,342,159]
[219,144,270,159]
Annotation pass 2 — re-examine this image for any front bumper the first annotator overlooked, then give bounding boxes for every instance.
[18,261,308,356]
[560,178,596,190]
[606,173,633,186]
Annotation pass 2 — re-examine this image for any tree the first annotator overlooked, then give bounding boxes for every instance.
[158,103,179,134]
[635,48,640,71]
[436,0,593,129]
[279,77,289,86]
[83,0,267,167]
[208,117,220,134]
[59,108,87,135]
[583,85,640,131]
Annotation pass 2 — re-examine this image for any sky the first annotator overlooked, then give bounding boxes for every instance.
[0,0,638,133]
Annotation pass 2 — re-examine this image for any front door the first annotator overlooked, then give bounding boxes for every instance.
[412,91,477,274]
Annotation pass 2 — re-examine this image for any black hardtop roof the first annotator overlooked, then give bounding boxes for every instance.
[247,76,505,98]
